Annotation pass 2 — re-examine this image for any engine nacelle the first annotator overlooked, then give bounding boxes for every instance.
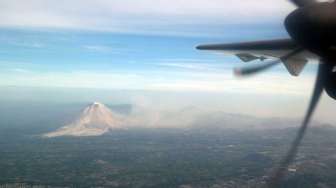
[325,68,336,100]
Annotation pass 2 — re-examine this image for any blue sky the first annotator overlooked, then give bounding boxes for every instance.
[0,0,334,123]
[0,25,302,92]
[0,27,315,94]
[0,0,296,92]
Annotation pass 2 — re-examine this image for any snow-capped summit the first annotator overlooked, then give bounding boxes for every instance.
[44,102,125,137]
[92,101,103,106]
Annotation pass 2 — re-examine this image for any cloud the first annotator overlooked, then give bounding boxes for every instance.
[0,66,316,96]
[0,0,295,35]
[9,68,32,73]
[153,58,230,71]
[127,107,302,129]
[157,62,212,70]
[12,41,44,48]
[83,45,113,53]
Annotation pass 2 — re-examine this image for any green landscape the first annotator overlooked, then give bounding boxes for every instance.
[1,125,336,188]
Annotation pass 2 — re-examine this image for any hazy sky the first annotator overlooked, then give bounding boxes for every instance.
[0,0,295,34]
[0,0,334,124]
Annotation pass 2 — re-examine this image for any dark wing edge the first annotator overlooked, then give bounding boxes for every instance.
[196,38,308,76]
[196,38,297,51]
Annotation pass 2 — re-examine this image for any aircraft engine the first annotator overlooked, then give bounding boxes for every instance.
[325,66,336,100]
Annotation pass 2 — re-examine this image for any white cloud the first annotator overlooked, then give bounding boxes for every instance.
[148,72,315,95]
[83,45,113,53]
[154,58,229,71]
[157,62,212,70]
[0,67,316,96]
[0,0,295,35]
[12,41,44,48]
[9,68,32,73]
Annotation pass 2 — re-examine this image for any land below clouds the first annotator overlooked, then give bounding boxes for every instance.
[1,125,336,188]
[0,100,335,187]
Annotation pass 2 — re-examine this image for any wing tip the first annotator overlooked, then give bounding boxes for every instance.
[196,44,223,50]
[196,45,208,50]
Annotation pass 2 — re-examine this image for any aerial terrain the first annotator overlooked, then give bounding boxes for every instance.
[0,101,335,188]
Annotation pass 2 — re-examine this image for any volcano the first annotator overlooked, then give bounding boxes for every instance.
[44,102,125,137]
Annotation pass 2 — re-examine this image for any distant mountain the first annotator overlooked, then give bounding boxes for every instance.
[44,102,125,137]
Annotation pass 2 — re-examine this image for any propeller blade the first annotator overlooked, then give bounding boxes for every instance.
[290,0,317,7]
[267,62,327,188]
[234,48,303,77]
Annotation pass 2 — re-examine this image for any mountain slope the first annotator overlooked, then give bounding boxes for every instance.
[44,102,124,137]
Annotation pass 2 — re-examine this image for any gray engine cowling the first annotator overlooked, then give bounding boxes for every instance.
[325,66,336,100]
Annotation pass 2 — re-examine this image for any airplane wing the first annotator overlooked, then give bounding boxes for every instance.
[196,38,319,76]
